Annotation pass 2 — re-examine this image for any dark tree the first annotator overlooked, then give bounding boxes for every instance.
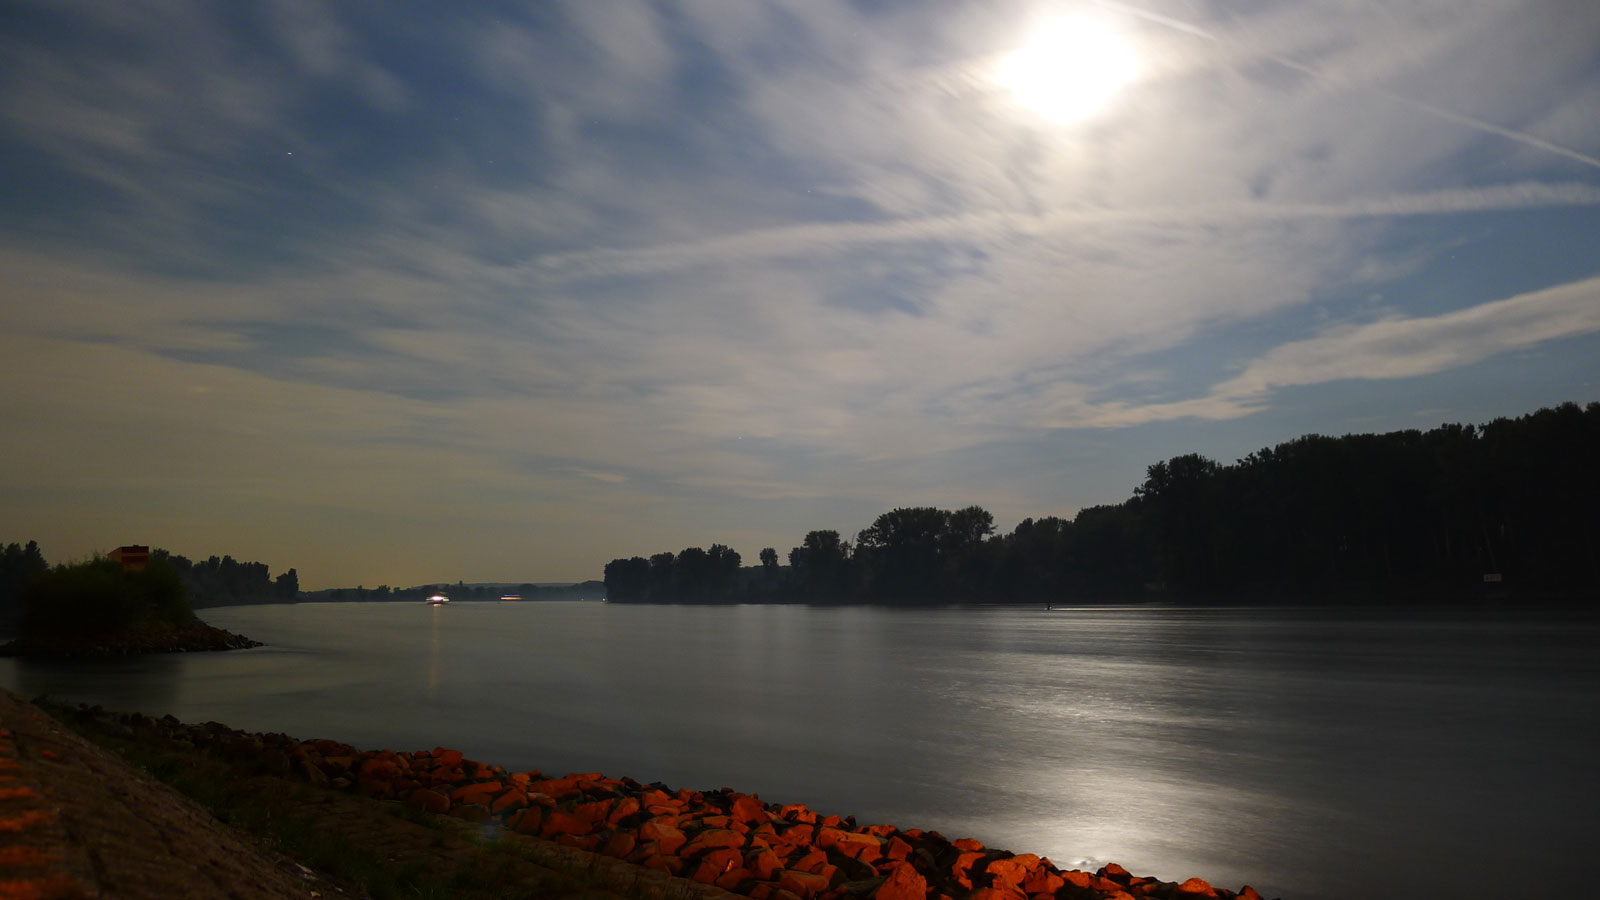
[21,557,195,639]
[0,540,50,627]
[856,508,951,604]
[275,568,300,598]
[603,556,651,602]
[788,530,852,602]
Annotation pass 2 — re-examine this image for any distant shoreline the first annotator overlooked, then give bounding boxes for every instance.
[0,621,261,658]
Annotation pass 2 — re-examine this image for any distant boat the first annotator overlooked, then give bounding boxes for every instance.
[500,593,522,602]
[427,593,450,605]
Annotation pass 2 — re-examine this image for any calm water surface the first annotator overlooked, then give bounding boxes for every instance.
[3,603,1595,900]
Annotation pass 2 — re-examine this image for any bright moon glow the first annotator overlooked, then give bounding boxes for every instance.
[996,17,1139,124]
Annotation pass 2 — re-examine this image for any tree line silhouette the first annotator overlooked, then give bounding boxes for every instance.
[0,545,297,629]
[306,580,606,602]
[151,549,300,607]
[606,401,1599,605]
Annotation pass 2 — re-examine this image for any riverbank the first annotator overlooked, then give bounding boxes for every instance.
[0,689,748,900]
[45,698,1274,900]
[0,621,261,657]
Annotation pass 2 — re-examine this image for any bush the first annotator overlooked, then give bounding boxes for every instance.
[21,557,196,639]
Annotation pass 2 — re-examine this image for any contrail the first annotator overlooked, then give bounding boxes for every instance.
[1373,88,1600,171]
[1087,0,1600,171]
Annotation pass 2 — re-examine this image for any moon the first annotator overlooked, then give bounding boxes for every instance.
[996,17,1139,125]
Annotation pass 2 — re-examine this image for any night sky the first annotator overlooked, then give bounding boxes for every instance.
[3,0,1598,589]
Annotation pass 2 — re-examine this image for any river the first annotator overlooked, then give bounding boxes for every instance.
[3,602,1594,900]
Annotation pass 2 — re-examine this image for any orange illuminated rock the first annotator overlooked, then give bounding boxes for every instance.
[732,795,767,823]
[702,848,744,872]
[0,846,60,869]
[491,789,527,814]
[1177,877,1216,897]
[1101,863,1131,882]
[819,827,883,861]
[717,867,755,890]
[1022,869,1064,894]
[872,861,928,900]
[750,847,784,881]
[1238,887,1264,900]
[405,788,451,814]
[791,849,829,875]
[952,838,984,852]
[357,757,402,782]
[1061,871,1093,889]
[602,832,637,859]
[0,810,54,832]
[608,796,642,824]
[780,804,819,825]
[779,869,831,899]
[529,776,583,799]
[573,798,615,825]
[967,888,1024,900]
[691,859,724,885]
[540,810,593,838]
[777,824,816,849]
[641,820,687,855]
[508,807,543,834]
[451,781,503,804]
[952,851,985,889]
[886,837,913,861]
[433,748,463,766]
[984,857,1035,890]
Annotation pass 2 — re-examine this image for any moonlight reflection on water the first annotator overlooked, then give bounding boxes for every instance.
[4,602,1594,900]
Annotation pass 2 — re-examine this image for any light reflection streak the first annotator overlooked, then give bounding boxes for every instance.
[428,603,440,699]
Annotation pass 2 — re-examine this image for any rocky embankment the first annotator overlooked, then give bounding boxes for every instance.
[0,623,261,657]
[70,706,1277,900]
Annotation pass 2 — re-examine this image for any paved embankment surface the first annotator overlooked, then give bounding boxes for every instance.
[0,689,312,899]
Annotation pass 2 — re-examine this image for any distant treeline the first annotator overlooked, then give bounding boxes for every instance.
[0,545,297,627]
[605,401,1600,605]
[303,581,607,603]
[152,550,299,608]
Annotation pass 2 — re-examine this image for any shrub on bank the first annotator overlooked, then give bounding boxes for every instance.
[20,557,197,639]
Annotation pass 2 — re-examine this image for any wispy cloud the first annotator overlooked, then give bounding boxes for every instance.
[1006,274,1600,429]
[1205,275,1600,408]
[2,0,1597,583]
[528,181,1600,282]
